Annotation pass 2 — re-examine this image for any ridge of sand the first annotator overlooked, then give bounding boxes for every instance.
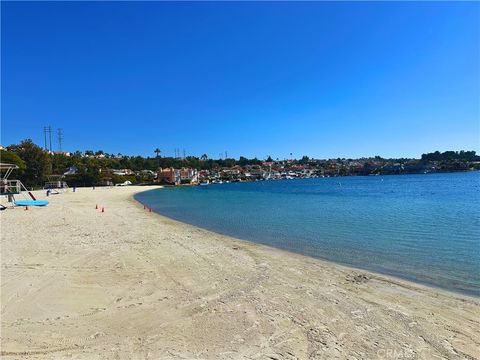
[1,186,479,359]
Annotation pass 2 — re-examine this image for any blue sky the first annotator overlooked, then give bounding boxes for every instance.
[2,1,479,159]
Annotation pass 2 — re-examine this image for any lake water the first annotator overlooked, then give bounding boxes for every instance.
[135,172,480,296]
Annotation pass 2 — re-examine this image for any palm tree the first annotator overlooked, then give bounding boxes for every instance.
[154,148,161,169]
[201,154,208,161]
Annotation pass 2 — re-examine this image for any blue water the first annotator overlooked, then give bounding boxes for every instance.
[135,172,480,296]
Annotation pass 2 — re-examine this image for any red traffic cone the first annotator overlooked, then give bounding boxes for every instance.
[95,204,98,210]
[101,207,105,213]
[143,204,146,210]
[149,207,152,213]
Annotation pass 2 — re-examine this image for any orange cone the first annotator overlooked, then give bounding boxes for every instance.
[101,207,105,213]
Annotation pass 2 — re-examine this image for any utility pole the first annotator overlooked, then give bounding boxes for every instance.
[183,149,186,159]
[43,126,52,152]
[43,126,48,150]
[225,151,228,159]
[49,126,52,152]
[57,128,64,152]
[174,148,182,159]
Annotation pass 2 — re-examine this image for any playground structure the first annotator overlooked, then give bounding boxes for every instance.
[44,174,69,191]
[0,163,45,207]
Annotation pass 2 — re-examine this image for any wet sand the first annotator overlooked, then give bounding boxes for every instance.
[1,186,479,359]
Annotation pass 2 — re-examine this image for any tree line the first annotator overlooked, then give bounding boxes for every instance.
[1,139,478,188]
[420,150,479,162]
[0,139,263,187]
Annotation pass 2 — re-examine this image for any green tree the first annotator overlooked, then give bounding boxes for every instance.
[238,156,249,166]
[0,150,26,170]
[51,153,72,175]
[7,139,52,187]
[300,155,309,164]
[0,150,27,180]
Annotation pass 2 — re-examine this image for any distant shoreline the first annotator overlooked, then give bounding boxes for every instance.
[153,168,480,186]
[3,140,480,189]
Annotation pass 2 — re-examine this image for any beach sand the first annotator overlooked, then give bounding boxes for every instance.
[1,186,479,359]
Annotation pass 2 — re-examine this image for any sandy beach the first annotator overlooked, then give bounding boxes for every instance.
[1,186,479,359]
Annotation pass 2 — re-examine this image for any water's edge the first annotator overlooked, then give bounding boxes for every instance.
[132,187,479,299]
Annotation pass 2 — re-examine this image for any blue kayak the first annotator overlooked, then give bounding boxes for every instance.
[15,199,49,207]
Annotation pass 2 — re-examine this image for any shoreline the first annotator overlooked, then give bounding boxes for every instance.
[131,188,479,301]
[2,186,479,359]
[133,186,480,299]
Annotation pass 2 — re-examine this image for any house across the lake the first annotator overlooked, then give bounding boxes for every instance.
[156,167,198,185]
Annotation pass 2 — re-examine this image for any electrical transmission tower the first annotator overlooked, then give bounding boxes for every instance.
[57,128,64,152]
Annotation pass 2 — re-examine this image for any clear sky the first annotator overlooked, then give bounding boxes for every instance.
[2,1,479,159]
